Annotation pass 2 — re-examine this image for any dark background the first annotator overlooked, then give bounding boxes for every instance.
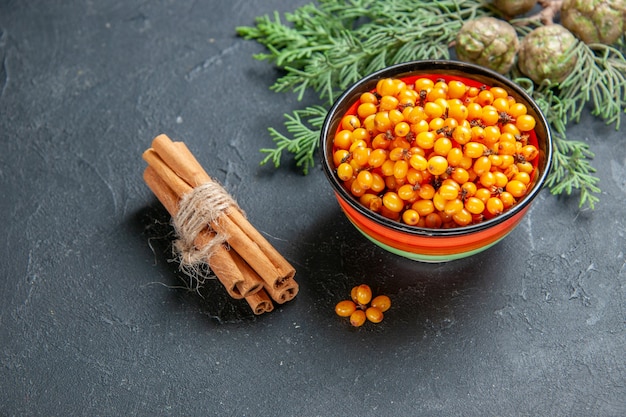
[1,1,625,416]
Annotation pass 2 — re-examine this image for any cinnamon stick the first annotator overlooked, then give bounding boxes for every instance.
[245,288,274,315]
[143,166,263,299]
[145,134,297,295]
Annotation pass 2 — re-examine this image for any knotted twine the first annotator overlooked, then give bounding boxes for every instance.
[171,181,241,287]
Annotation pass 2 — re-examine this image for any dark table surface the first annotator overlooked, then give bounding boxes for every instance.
[1,1,625,416]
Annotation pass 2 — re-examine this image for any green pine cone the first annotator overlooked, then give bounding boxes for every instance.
[455,17,519,74]
[517,24,578,84]
[493,0,538,18]
[561,0,626,45]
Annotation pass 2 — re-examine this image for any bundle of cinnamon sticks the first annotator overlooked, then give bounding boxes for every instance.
[142,134,297,315]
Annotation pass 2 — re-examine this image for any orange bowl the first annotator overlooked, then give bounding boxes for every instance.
[320,60,552,262]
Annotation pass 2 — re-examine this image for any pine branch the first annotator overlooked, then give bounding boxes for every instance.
[259,105,328,175]
[237,0,626,210]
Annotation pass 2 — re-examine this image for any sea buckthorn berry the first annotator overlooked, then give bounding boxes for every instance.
[475,187,492,203]
[492,97,510,113]
[473,156,492,176]
[356,170,374,190]
[351,146,370,167]
[461,181,477,198]
[416,131,436,149]
[350,309,367,327]
[334,129,353,150]
[447,147,465,167]
[481,105,500,126]
[429,117,445,132]
[360,193,383,211]
[444,198,464,216]
[335,300,357,317]
[415,77,435,92]
[374,111,392,132]
[337,162,354,181]
[465,196,485,214]
[365,307,384,323]
[350,286,359,303]
[390,108,405,126]
[428,155,449,176]
[490,86,508,99]
[398,184,418,201]
[464,142,486,159]
[497,140,517,155]
[517,161,534,174]
[368,148,388,168]
[506,179,528,198]
[379,159,395,177]
[360,91,379,104]
[351,127,370,142]
[382,192,404,213]
[494,171,509,188]
[406,106,427,124]
[350,178,366,197]
[499,191,515,208]
[341,115,361,131]
[371,133,390,150]
[357,102,377,119]
[427,87,447,102]
[333,149,350,167]
[447,80,467,99]
[411,119,430,135]
[443,117,459,132]
[355,284,373,305]
[476,89,494,106]
[433,192,447,211]
[424,101,444,118]
[394,121,411,137]
[516,114,536,132]
[486,196,504,215]
[379,95,399,111]
[377,78,397,97]
[521,145,539,161]
[483,125,501,145]
[409,153,428,171]
[501,122,521,137]
[514,171,531,185]
[418,183,436,200]
[424,212,443,228]
[370,173,385,193]
[508,102,527,118]
[438,183,460,200]
[479,171,497,188]
[451,167,470,184]
[402,208,420,225]
[434,137,453,156]
[371,295,391,312]
[452,208,473,226]
[406,167,424,185]
[412,199,435,216]
[393,160,409,179]
[332,76,537,229]
[452,125,472,145]
[389,146,408,162]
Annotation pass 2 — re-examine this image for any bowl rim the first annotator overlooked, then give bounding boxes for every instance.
[320,59,553,237]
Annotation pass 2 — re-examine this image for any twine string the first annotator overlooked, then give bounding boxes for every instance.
[171,181,240,283]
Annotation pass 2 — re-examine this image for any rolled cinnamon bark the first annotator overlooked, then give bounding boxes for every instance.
[144,134,297,300]
[143,166,262,299]
[245,288,274,315]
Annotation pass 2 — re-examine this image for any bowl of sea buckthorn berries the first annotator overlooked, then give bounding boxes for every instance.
[320,60,553,262]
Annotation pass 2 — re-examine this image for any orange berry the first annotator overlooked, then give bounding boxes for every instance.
[335,300,357,317]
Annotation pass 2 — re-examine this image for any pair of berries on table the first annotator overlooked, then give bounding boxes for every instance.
[335,284,391,327]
